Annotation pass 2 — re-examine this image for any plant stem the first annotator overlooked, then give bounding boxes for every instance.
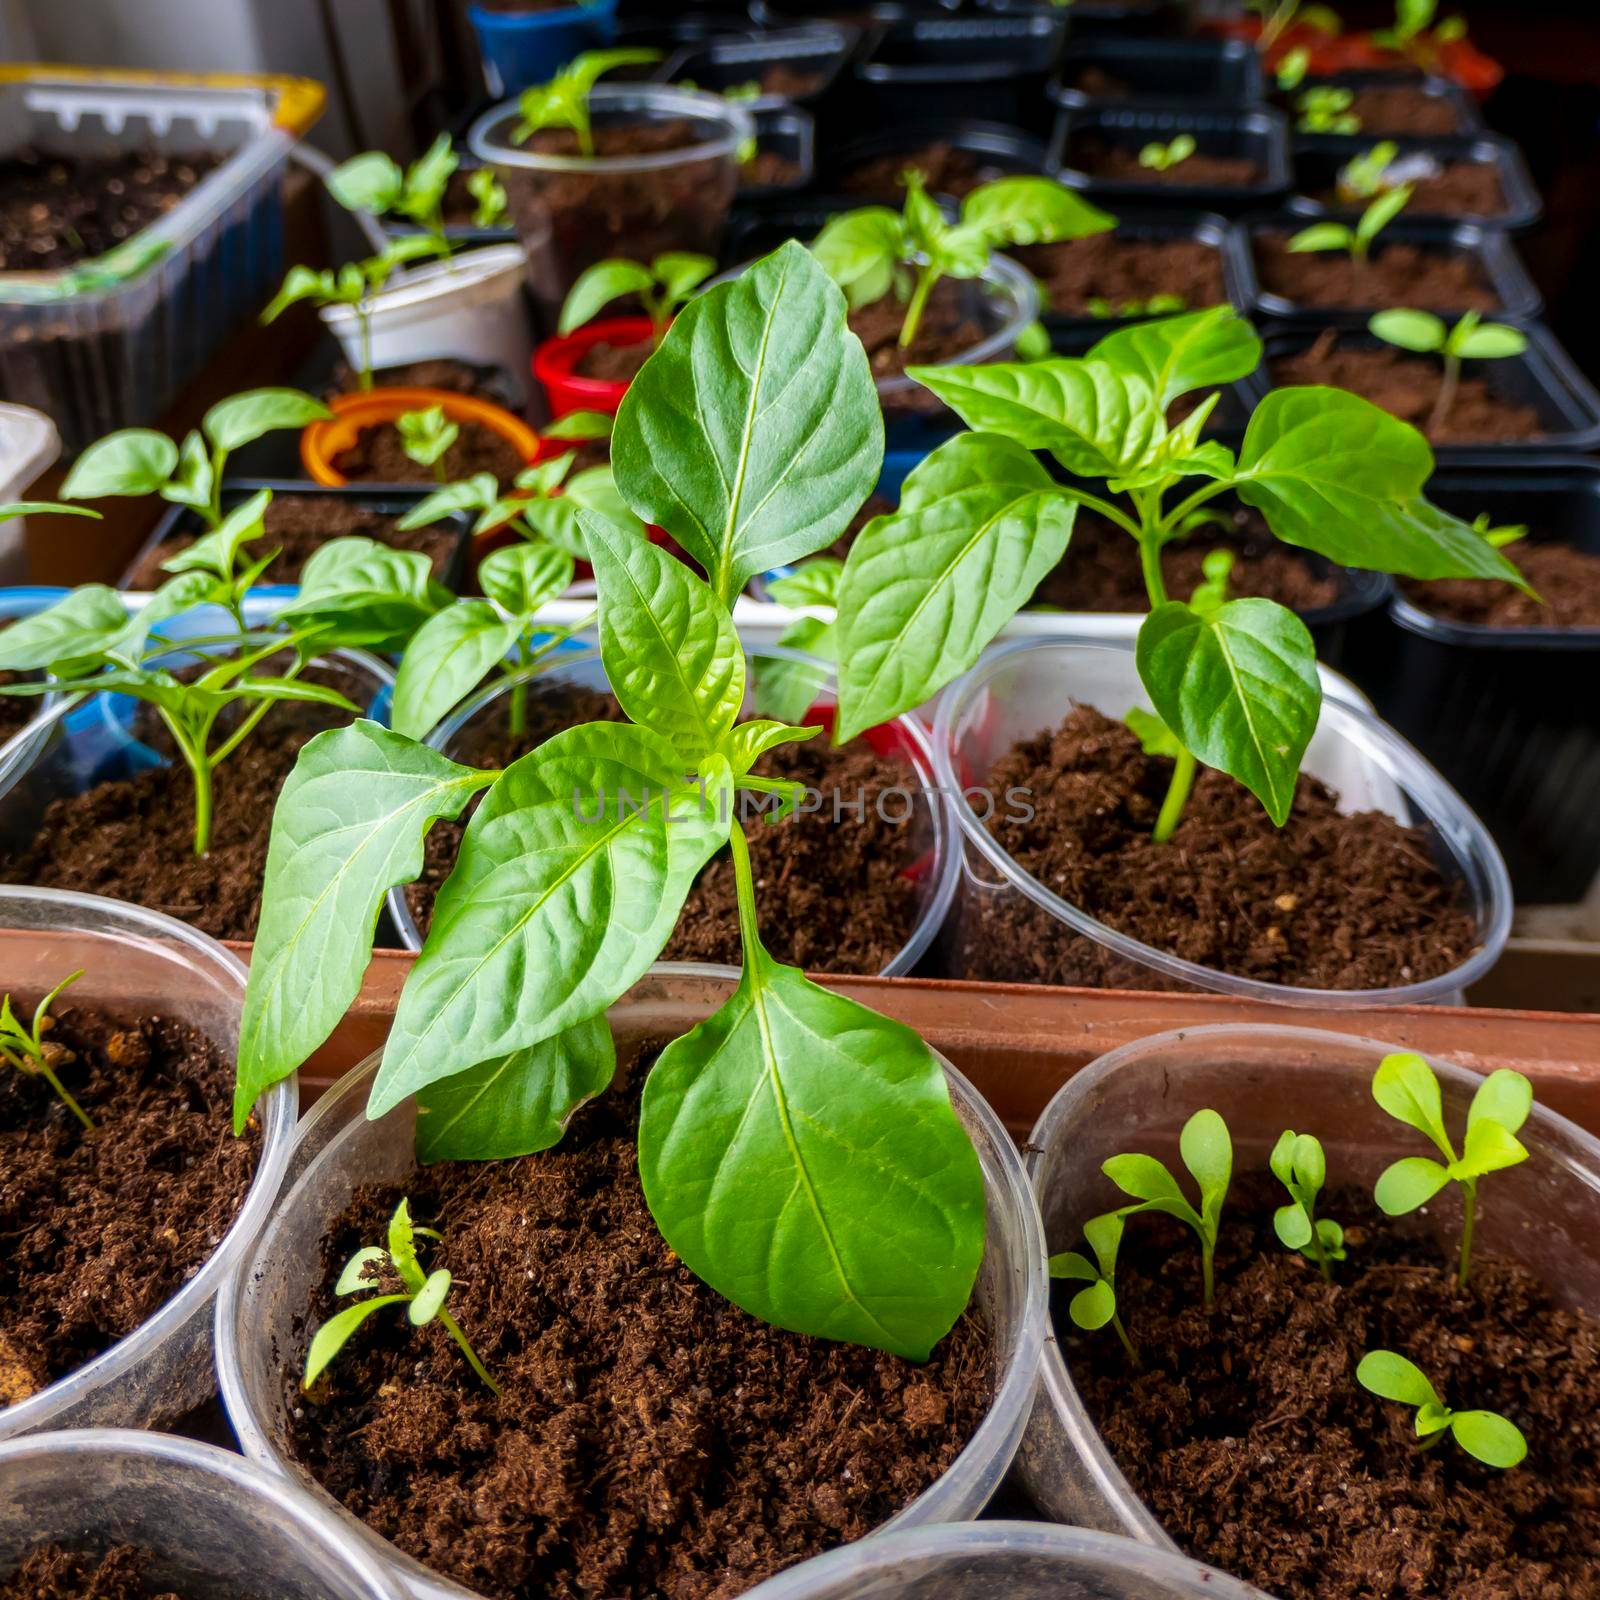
[438,1308,502,1395]
[1111,1310,1140,1368]
[358,304,374,392]
[1157,480,1232,542]
[898,264,940,349]
[1458,1178,1477,1289]
[208,447,229,532]
[1057,488,1144,540]
[728,822,763,955]
[509,637,531,737]
[1138,535,1169,608]
[36,1059,94,1130]
[161,712,215,856]
[1427,352,1460,437]
[1153,748,1197,843]
[1201,1240,1216,1310]
[1306,1211,1333,1282]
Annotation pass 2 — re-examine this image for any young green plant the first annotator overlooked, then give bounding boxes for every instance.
[396,405,459,484]
[1371,0,1468,64]
[1356,1350,1526,1467]
[812,171,1114,349]
[1087,293,1187,321]
[1371,1053,1532,1289]
[325,133,465,259]
[1337,140,1405,201]
[557,253,714,346]
[1296,85,1361,135]
[1248,0,1345,52]
[0,970,91,1130]
[1049,1210,1138,1364]
[1270,1129,1345,1280]
[1139,135,1196,173]
[1368,309,1529,435]
[512,49,663,158]
[236,241,987,1364]
[304,1197,500,1394]
[1289,183,1412,265]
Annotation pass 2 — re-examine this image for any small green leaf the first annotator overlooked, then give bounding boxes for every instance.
[1181,1108,1232,1231]
[560,258,658,336]
[959,176,1115,249]
[1451,1409,1528,1469]
[62,429,178,499]
[397,474,499,530]
[1288,222,1354,254]
[391,603,519,740]
[1357,1349,1440,1409]
[0,500,100,524]
[1372,1052,1454,1157]
[811,206,905,309]
[161,488,272,578]
[326,150,405,215]
[280,538,447,650]
[1374,1155,1452,1215]
[334,1246,386,1295]
[767,557,844,610]
[1087,306,1262,410]
[1070,1279,1117,1331]
[1274,1202,1313,1249]
[1458,1118,1529,1178]
[1454,323,1528,361]
[718,718,821,774]
[543,410,612,441]
[304,1295,409,1387]
[408,1268,453,1325]
[1415,1399,1454,1436]
[1103,1152,1186,1204]
[0,585,130,672]
[1048,1250,1099,1282]
[1369,309,1447,354]
[160,430,213,513]
[203,388,331,453]
[1467,1068,1532,1137]
[1124,706,1183,759]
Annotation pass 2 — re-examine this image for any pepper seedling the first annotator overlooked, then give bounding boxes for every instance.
[1087,293,1187,320]
[1296,85,1362,135]
[511,49,663,159]
[1371,0,1469,66]
[1371,1053,1532,1288]
[812,170,1114,348]
[1356,1350,1526,1467]
[396,405,459,484]
[1049,1210,1139,1365]
[1138,135,1196,174]
[325,133,463,260]
[828,304,1527,841]
[1469,511,1526,549]
[1103,1108,1232,1309]
[557,253,714,347]
[1288,184,1412,265]
[1368,309,1529,436]
[1270,1129,1345,1280]
[0,970,91,1130]
[304,1197,500,1394]
[1275,47,1312,90]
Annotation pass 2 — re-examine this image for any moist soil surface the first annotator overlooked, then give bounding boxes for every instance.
[1287,82,1469,136]
[328,356,512,405]
[0,147,221,271]
[0,998,257,1407]
[1064,1184,1600,1600]
[1404,541,1600,628]
[741,149,802,190]
[1254,233,1499,312]
[1271,329,1543,445]
[958,705,1479,991]
[1068,139,1263,188]
[332,416,526,484]
[287,1057,993,1600]
[1317,161,1505,217]
[573,336,652,383]
[848,280,985,394]
[123,493,463,589]
[1012,233,1225,317]
[0,663,368,942]
[0,1544,216,1599]
[841,142,1019,198]
[403,681,924,974]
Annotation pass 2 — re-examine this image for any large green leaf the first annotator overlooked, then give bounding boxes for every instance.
[371,727,732,1116]
[638,947,985,1359]
[416,1014,616,1162]
[1087,307,1262,409]
[203,388,330,453]
[391,602,519,740]
[1137,597,1321,826]
[235,721,493,1130]
[908,358,1162,479]
[280,538,448,649]
[582,510,745,762]
[0,585,130,672]
[960,176,1115,248]
[810,206,904,309]
[61,429,177,499]
[477,541,573,618]
[612,240,882,603]
[161,488,272,577]
[835,434,1074,742]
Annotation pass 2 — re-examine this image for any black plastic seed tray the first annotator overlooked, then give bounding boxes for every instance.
[660,24,860,111]
[821,118,1049,203]
[1051,38,1264,110]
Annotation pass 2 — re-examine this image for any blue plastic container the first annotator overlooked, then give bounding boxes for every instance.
[468,0,620,97]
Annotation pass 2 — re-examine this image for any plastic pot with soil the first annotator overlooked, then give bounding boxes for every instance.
[0,1430,407,1599]
[1248,214,1543,325]
[533,313,656,417]
[0,588,70,809]
[980,0,1189,38]
[931,638,1512,1005]
[739,104,816,198]
[1255,324,1600,457]
[469,84,752,311]
[216,966,1048,1600]
[385,646,961,978]
[658,24,859,115]
[1049,37,1265,110]
[1022,1021,1600,1600]
[823,119,1049,202]
[0,885,296,1440]
[1274,70,1481,139]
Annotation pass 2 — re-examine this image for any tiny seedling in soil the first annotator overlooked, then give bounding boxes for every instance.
[1296,85,1361,135]
[1371,1052,1532,1289]
[1356,1349,1527,1466]
[305,1197,501,1394]
[1368,308,1529,434]
[1275,47,1312,90]
[0,970,91,1129]
[558,252,715,346]
[511,49,663,159]
[1138,136,1196,174]
[464,167,511,229]
[1102,1108,1232,1309]
[396,405,459,483]
[325,133,485,258]
[812,170,1113,348]
[1372,0,1470,64]
[1270,1128,1346,1279]
[1049,1210,1139,1364]
[1087,293,1187,320]
[1470,510,1526,548]
[1289,184,1412,265]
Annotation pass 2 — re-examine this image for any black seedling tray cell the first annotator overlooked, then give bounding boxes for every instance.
[1051,38,1264,110]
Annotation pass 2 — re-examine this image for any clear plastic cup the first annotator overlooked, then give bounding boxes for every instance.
[384,646,960,976]
[930,636,1513,1005]
[1019,1022,1600,1540]
[0,1429,407,1599]
[0,886,297,1440]
[468,85,752,309]
[0,587,69,809]
[740,1520,1261,1600]
[216,965,1049,1600]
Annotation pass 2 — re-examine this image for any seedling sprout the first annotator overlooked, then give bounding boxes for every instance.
[0,971,91,1130]
[558,253,715,347]
[1368,309,1529,434]
[1357,1350,1526,1467]
[1270,1129,1345,1280]
[1049,1211,1139,1364]
[1138,136,1196,174]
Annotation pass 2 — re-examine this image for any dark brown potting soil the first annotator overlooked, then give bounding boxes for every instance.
[1316,161,1505,217]
[403,681,925,974]
[1064,64,1134,97]
[1065,1186,1600,1600]
[287,1058,993,1600]
[1404,540,1600,629]
[327,356,511,404]
[1254,233,1499,312]
[0,147,221,271]
[741,149,802,189]
[1012,233,1225,317]
[761,63,827,98]
[332,416,527,485]
[0,664,369,942]
[848,281,985,391]
[123,493,462,589]
[841,142,1011,199]
[1068,139,1262,188]
[1271,329,1543,445]
[0,1544,215,1599]
[0,999,256,1406]
[1335,83,1468,136]
[957,705,1480,991]
[573,337,652,383]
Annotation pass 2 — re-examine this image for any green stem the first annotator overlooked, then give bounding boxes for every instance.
[208,447,229,532]
[577,111,594,161]
[1458,1179,1477,1290]
[160,712,214,856]
[1201,1240,1216,1311]
[358,303,374,392]
[899,264,940,349]
[1157,479,1233,541]
[728,822,763,955]
[1138,535,1169,607]
[1111,1310,1140,1368]
[208,691,285,770]
[1428,352,1460,437]
[1056,489,1144,540]
[1305,1208,1333,1283]
[437,1308,502,1395]
[1153,747,1198,844]
[36,1060,95,1130]
[509,637,530,737]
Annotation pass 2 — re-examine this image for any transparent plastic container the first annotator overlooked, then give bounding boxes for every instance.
[1018,1021,1600,1539]
[931,636,1513,1005]
[0,66,324,449]
[384,645,960,976]
[0,585,69,808]
[0,885,297,1441]
[0,1429,407,1599]
[741,1520,1260,1600]
[216,965,1049,1600]
[469,85,752,311]
[0,400,59,582]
